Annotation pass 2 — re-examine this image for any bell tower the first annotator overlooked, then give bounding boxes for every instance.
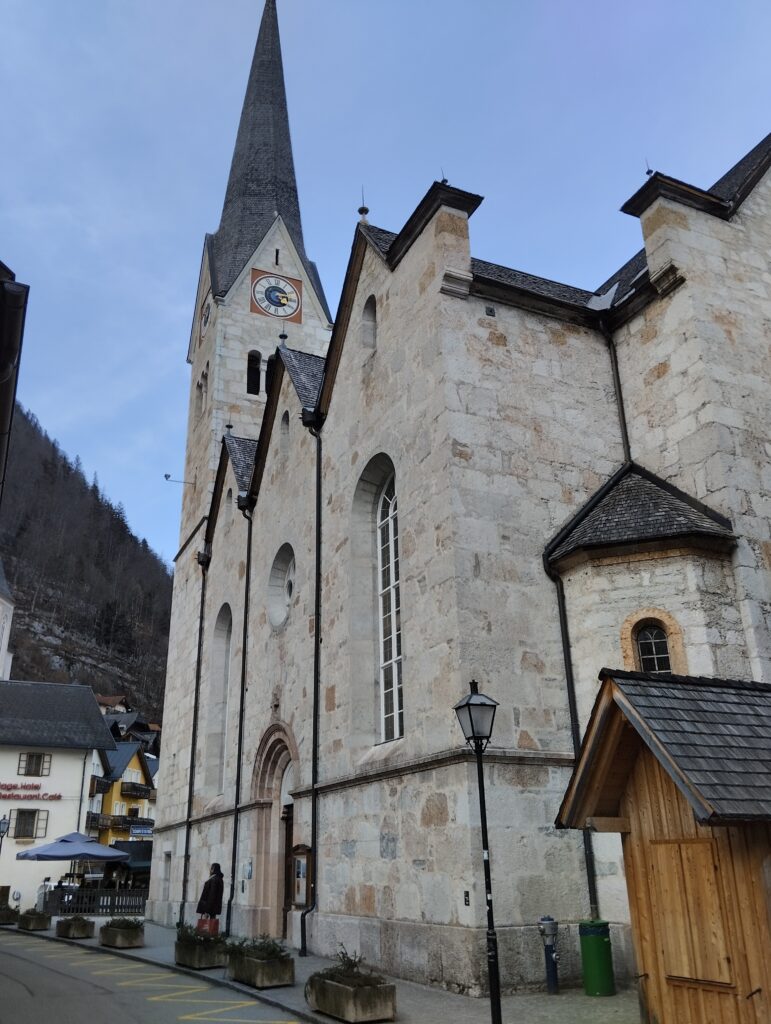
[179,0,331,546]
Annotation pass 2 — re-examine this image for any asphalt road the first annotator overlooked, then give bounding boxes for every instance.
[0,931,299,1024]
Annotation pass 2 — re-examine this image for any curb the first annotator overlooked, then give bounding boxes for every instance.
[0,925,327,1024]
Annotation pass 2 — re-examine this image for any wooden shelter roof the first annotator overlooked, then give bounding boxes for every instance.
[557,669,771,829]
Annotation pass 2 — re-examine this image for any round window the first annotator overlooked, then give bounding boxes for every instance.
[268,544,296,628]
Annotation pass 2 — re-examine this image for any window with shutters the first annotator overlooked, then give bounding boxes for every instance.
[10,808,49,839]
[18,752,51,777]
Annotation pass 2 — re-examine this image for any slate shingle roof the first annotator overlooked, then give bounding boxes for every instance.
[104,740,143,782]
[546,463,734,565]
[206,0,331,322]
[224,435,258,493]
[279,345,325,411]
[605,669,771,822]
[709,131,771,201]
[361,135,771,317]
[0,681,116,750]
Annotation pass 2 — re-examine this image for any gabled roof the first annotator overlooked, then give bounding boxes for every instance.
[0,681,116,751]
[224,434,258,493]
[279,345,325,411]
[103,740,143,782]
[360,134,771,327]
[558,669,771,827]
[545,462,734,568]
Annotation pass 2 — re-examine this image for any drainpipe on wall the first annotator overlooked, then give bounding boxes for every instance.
[543,559,600,920]
[77,751,88,832]
[599,317,632,464]
[300,411,323,956]
[179,547,210,926]
[225,498,254,937]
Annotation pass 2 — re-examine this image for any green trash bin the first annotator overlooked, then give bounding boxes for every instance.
[579,919,615,996]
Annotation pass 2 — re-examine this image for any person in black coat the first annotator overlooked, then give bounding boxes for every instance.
[196,863,224,919]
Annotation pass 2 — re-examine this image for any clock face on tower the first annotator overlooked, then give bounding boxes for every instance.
[250,270,303,322]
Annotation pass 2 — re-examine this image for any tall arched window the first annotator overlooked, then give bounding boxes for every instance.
[636,624,672,674]
[247,350,261,395]
[361,295,377,349]
[377,476,403,741]
[205,604,232,793]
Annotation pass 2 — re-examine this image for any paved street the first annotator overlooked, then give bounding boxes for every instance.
[0,922,641,1024]
[0,931,298,1024]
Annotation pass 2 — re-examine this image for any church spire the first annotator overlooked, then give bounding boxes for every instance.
[208,0,306,298]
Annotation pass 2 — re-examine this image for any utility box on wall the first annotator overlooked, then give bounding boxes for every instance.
[292,845,310,907]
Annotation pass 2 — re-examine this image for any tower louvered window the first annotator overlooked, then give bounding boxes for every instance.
[636,625,672,674]
[377,476,403,741]
[247,350,261,395]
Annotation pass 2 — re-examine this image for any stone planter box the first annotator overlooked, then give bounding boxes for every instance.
[18,912,51,932]
[304,974,396,1023]
[175,942,227,970]
[56,918,95,939]
[99,925,144,948]
[227,953,294,989]
[0,907,18,926]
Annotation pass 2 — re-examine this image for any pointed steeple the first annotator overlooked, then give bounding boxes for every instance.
[208,0,307,299]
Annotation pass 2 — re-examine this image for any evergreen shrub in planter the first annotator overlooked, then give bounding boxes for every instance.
[227,935,294,989]
[305,947,396,1023]
[99,916,145,948]
[18,908,51,932]
[0,905,18,926]
[56,915,95,939]
[174,923,227,969]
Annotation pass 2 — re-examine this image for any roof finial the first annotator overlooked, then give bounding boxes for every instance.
[440,166,448,185]
[279,330,288,345]
[645,159,654,177]
[225,423,233,435]
[358,185,369,223]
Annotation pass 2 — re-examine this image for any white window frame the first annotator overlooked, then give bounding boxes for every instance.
[377,476,403,741]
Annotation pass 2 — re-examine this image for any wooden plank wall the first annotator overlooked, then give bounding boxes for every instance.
[620,748,770,1024]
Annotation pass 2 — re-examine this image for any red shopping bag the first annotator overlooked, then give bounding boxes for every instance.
[196,917,219,936]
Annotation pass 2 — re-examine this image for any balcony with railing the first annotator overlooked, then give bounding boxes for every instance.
[85,811,111,831]
[120,781,155,799]
[89,775,111,797]
[108,815,154,831]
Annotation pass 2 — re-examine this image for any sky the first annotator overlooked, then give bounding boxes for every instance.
[2,0,770,564]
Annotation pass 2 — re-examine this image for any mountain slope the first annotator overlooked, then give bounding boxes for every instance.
[0,404,171,718]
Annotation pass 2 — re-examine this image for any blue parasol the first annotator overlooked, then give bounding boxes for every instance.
[15,831,130,862]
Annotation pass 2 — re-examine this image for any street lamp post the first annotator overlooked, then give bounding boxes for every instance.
[454,680,502,1024]
[0,814,9,858]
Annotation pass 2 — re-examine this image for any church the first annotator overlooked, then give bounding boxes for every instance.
[148,0,771,993]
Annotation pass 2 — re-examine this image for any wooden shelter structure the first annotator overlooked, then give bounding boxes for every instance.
[557,669,771,1024]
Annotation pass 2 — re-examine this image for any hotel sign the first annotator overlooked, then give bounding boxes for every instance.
[0,783,62,800]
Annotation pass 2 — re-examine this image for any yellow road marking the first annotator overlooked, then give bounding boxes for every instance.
[175,1002,266,1021]
[118,974,186,987]
[91,963,156,975]
[147,986,211,1001]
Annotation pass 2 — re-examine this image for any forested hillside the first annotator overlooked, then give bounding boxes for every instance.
[0,404,172,718]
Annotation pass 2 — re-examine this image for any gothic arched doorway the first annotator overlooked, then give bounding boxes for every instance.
[251,725,298,938]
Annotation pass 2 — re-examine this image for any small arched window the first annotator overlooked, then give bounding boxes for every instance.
[247,350,261,396]
[280,410,290,453]
[225,487,233,529]
[636,624,672,674]
[361,295,377,349]
[377,475,403,741]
